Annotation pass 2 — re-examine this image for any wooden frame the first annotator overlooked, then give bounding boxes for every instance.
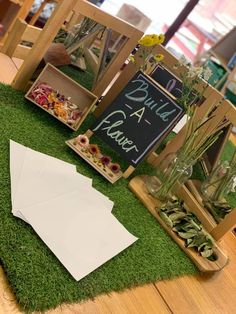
[25,63,98,131]
[129,176,228,272]
[0,0,143,98]
[94,44,223,118]
[60,0,143,97]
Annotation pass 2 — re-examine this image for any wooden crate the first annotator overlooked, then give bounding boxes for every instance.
[25,63,98,131]
[129,176,228,272]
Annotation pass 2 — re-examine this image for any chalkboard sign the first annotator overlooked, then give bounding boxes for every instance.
[92,71,184,166]
[151,65,183,98]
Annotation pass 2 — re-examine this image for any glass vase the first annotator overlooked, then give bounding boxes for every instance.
[146,152,193,202]
[201,160,236,202]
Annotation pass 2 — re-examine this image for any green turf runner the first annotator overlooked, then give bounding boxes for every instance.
[0,83,199,312]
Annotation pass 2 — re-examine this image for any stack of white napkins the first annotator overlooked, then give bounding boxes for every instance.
[9,140,138,281]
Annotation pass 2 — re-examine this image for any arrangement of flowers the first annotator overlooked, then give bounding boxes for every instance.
[74,134,121,177]
[29,82,84,128]
[145,55,225,203]
[159,197,216,260]
[174,55,213,110]
[129,33,165,72]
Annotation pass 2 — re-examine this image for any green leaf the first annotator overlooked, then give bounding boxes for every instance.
[159,212,173,228]
[169,212,187,222]
[201,248,214,258]
[178,231,197,239]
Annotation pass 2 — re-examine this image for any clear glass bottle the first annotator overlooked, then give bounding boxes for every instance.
[201,160,236,202]
[146,152,193,202]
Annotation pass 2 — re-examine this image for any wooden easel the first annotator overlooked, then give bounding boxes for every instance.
[1,0,143,98]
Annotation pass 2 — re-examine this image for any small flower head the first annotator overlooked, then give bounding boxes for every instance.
[178,55,190,67]
[76,134,89,147]
[203,67,212,81]
[109,163,120,174]
[128,55,135,63]
[187,65,203,78]
[89,144,100,156]
[151,33,165,45]
[100,155,112,166]
[154,54,164,62]
[138,35,155,47]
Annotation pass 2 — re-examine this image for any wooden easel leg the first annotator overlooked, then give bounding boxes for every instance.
[123,166,135,179]
[210,208,236,241]
[85,129,94,138]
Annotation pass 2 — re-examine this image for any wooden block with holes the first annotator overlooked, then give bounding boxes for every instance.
[25,63,98,131]
[66,138,123,184]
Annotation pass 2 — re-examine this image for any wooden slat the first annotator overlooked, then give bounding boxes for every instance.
[1,19,27,57]
[73,0,141,38]
[12,44,30,60]
[22,25,41,43]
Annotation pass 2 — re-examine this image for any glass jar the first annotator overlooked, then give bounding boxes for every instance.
[146,152,193,202]
[201,160,236,202]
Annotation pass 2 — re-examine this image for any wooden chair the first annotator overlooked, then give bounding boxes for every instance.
[0,0,34,42]
[0,0,76,88]
[0,18,41,84]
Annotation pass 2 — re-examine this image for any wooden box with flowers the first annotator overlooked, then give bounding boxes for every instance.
[25,63,98,131]
[66,132,123,184]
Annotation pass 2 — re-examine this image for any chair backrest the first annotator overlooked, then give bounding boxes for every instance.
[1,18,41,60]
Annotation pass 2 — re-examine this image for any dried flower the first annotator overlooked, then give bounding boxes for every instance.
[109,163,120,174]
[76,134,89,147]
[100,155,112,166]
[89,144,100,156]
[178,55,190,67]
[128,55,135,63]
[203,67,213,81]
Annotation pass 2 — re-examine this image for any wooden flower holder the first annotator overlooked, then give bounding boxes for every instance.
[25,63,98,131]
[129,176,228,272]
[66,139,122,184]
[66,129,135,184]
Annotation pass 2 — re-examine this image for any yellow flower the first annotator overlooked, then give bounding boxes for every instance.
[138,35,154,47]
[154,54,164,62]
[129,55,135,63]
[157,34,165,44]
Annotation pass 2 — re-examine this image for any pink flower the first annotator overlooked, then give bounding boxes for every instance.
[109,163,120,174]
[89,144,100,156]
[76,135,89,147]
[100,155,111,166]
[35,94,48,106]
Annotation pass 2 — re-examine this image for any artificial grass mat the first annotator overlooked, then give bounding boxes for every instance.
[0,84,199,312]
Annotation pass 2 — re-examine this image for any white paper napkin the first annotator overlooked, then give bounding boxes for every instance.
[21,191,137,280]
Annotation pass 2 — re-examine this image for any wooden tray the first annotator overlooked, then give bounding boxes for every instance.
[129,176,228,272]
[66,138,123,184]
[25,63,98,131]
